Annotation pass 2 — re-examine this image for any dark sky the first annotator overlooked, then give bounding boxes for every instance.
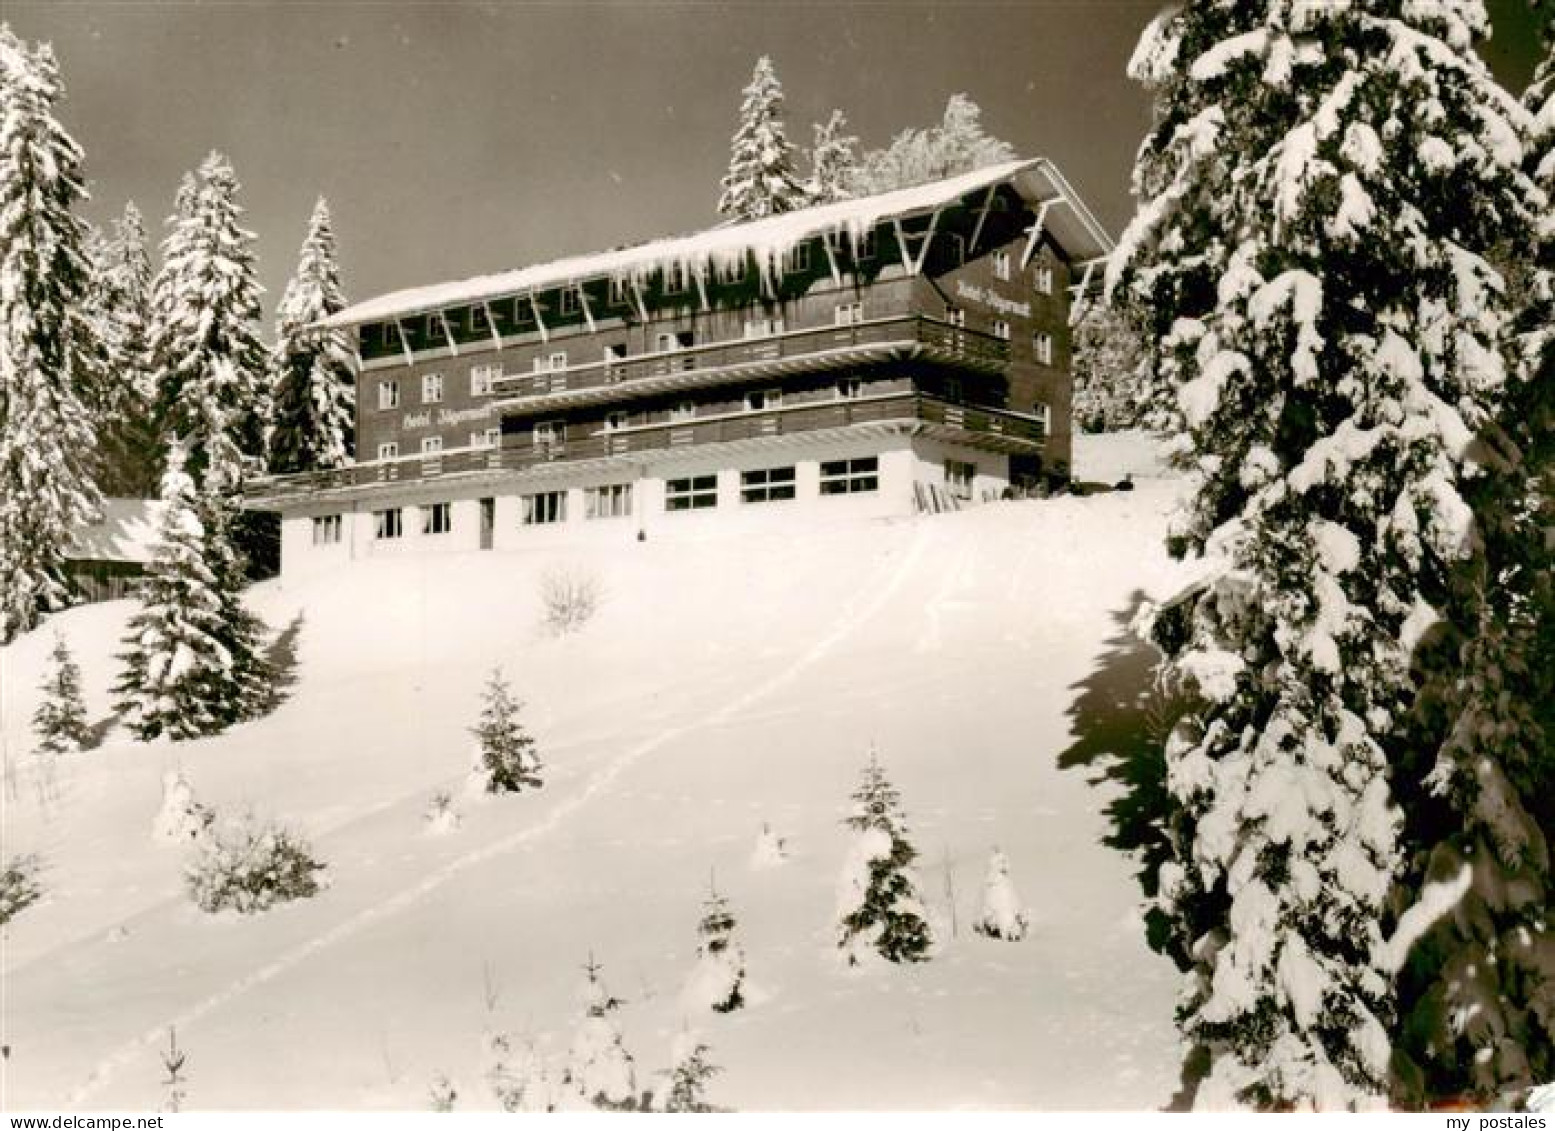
[6,1,1545,321]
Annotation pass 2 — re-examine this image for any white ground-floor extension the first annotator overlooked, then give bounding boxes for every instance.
[266,424,1025,578]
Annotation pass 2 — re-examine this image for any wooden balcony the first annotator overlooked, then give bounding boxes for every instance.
[490,315,1010,417]
[245,393,1044,506]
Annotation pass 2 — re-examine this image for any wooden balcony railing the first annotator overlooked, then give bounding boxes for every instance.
[246,393,1043,504]
[491,314,1010,410]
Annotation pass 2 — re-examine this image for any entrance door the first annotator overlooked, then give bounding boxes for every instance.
[479,498,495,550]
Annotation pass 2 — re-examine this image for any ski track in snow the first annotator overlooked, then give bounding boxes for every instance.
[66,524,932,1105]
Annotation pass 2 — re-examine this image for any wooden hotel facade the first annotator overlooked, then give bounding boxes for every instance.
[246,159,1113,573]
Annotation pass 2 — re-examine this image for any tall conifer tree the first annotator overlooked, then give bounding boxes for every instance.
[1109,1,1539,1109]
[716,56,807,221]
[0,26,102,642]
[266,197,355,474]
[87,201,159,495]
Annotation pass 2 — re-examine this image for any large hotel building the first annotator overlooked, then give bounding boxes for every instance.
[247,159,1113,573]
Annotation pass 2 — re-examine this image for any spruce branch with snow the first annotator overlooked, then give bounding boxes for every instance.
[716,56,808,221]
[470,668,542,793]
[836,750,933,966]
[807,109,859,205]
[32,632,90,755]
[0,853,44,925]
[659,1029,721,1113]
[266,197,356,475]
[1108,0,1547,1109]
[0,26,103,643]
[112,442,272,741]
[1071,303,1159,434]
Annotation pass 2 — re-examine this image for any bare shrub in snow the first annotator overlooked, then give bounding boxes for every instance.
[469,668,542,794]
[0,854,44,925]
[835,750,933,966]
[564,955,637,1110]
[749,821,788,869]
[159,1027,188,1113]
[484,1031,556,1112]
[185,813,325,914]
[423,790,461,836]
[539,566,602,636]
[426,1073,457,1112]
[152,768,213,845]
[972,848,1029,941]
[682,881,746,1013]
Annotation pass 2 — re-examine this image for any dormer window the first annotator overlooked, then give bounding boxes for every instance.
[1035,265,1055,295]
[783,244,811,274]
[662,264,687,296]
[608,277,629,306]
[560,288,580,316]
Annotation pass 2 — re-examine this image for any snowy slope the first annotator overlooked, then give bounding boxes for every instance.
[1,436,1194,1111]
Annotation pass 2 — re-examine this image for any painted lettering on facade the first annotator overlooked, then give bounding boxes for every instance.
[955,280,1031,319]
[400,404,495,431]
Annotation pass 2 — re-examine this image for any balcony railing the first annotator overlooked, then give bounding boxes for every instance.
[491,315,1010,413]
[246,393,1043,504]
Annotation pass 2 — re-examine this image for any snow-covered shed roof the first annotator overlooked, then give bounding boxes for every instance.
[65,498,165,564]
[321,157,1114,330]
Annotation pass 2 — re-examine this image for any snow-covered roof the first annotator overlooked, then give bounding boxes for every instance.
[65,498,165,564]
[322,158,1114,329]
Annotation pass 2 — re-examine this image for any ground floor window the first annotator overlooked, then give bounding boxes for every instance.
[522,491,567,525]
[377,441,399,461]
[820,456,879,495]
[374,508,403,540]
[945,459,975,500]
[422,501,452,535]
[586,483,632,519]
[311,514,342,545]
[741,466,796,503]
[665,475,717,512]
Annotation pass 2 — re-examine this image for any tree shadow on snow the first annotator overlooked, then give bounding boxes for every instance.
[1054,590,1200,1111]
[260,611,305,713]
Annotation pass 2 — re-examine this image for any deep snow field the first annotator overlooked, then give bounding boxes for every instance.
[2,433,1199,1111]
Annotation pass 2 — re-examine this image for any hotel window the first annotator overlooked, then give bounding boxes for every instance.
[421,436,443,456]
[470,363,502,396]
[992,319,1011,341]
[608,277,628,306]
[374,508,403,540]
[1034,265,1054,295]
[512,297,536,327]
[662,264,687,295]
[1032,401,1051,435]
[945,459,975,501]
[743,316,783,338]
[820,456,879,495]
[836,376,863,400]
[422,502,452,535]
[855,230,877,261]
[560,288,579,316]
[521,491,567,525]
[834,302,864,326]
[378,380,400,410]
[533,420,564,449]
[469,430,492,450]
[605,410,629,432]
[741,466,796,503]
[586,483,632,520]
[669,401,695,423]
[945,306,965,329]
[744,388,782,413]
[311,514,342,546]
[718,257,746,283]
[783,243,811,274]
[376,441,399,461]
[665,475,717,512]
[993,250,1012,281]
[422,372,444,403]
[468,306,489,335]
[1033,331,1054,365]
[531,351,567,373]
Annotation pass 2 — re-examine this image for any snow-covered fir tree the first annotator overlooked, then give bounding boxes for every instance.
[86,202,160,496]
[149,152,268,486]
[972,847,1029,941]
[1071,303,1159,433]
[807,109,858,205]
[682,880,746,1013]
[32,631,89,755]
[113,441,270,741]
[1109,0,1543,1109]
[659,1030,720,1113]
[564,955,637,1110]
[151,767,212,845]
[716,56,808,221]
[851,93,1016,194]
[266,197,355,475]
[836,750,932,966]
[0,26,102,643]
[469,668,542,793]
